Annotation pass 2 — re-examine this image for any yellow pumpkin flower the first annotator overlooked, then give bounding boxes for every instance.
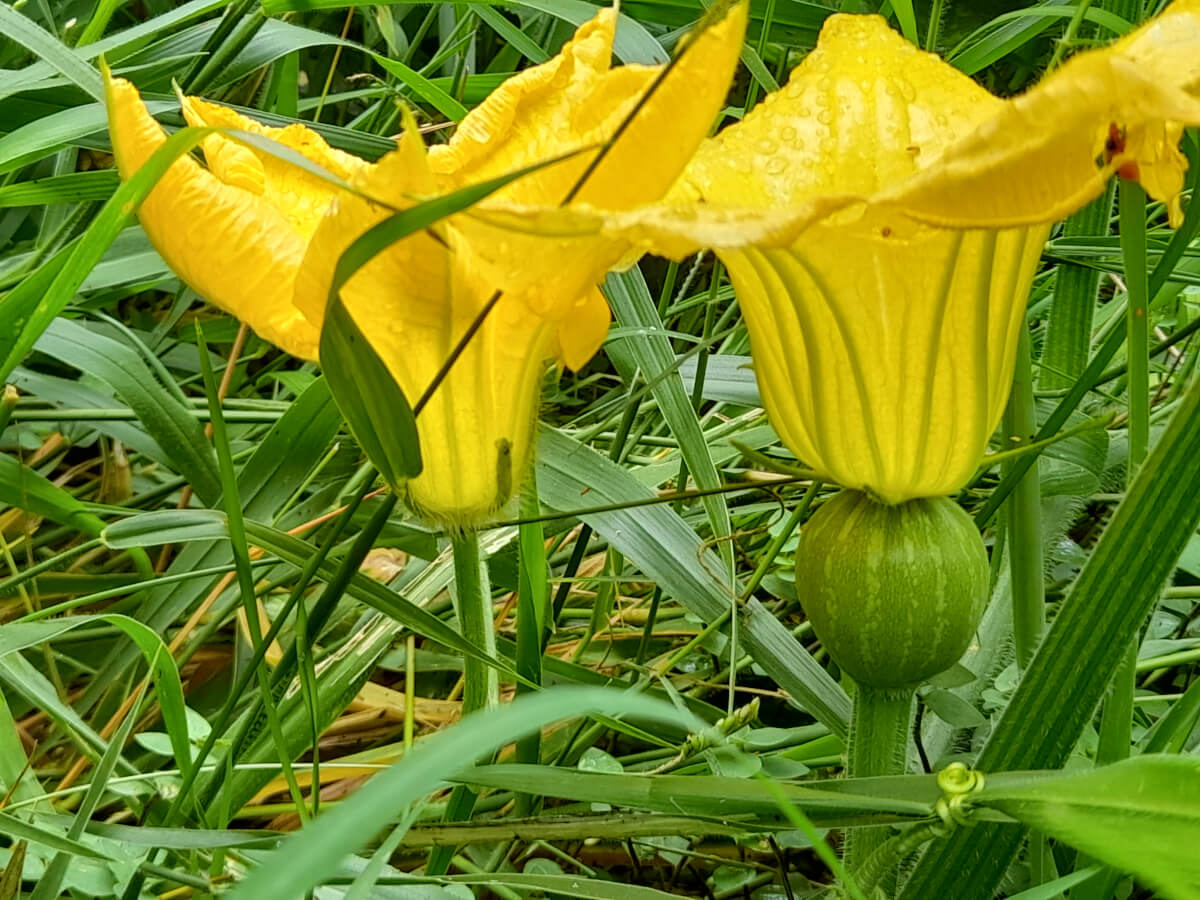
[105,2,747,524]
[497,0,1200,503]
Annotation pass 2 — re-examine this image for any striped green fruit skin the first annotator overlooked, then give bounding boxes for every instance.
[796,490,989,690]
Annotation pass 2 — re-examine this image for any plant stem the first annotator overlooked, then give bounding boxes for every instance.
[451,530,498,715]
[1039,186,1113,391]
[426,532,499,876]
[1063,57,1149,900]
[1094,179,1149,767]
[1121,182,1150,473]
[844,684,915,871]
[923,0,947,50]
[1004,325,1045,670]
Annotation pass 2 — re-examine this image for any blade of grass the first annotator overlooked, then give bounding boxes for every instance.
[222,688,705,899]
[196,323,309,820]
[537,425,851,737]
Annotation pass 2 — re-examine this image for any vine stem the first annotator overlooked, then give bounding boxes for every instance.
[451,530,498,714]
[844,684,915,871]
[426,531,499,876]
[1004,325,1045,670]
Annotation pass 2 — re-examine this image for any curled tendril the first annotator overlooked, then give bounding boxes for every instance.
[932,762,985,836]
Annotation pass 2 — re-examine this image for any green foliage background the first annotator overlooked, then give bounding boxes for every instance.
[2,0,1200,897]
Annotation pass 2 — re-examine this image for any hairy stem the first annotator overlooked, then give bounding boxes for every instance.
[844,684,915,871]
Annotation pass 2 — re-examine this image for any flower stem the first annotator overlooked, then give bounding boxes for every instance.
[1004,325,1045,670]
[1093,179,1150,768]
[451,530,498,714]
[844,684,915,871]
[426,531,499,876]
[1120,180,1150,475]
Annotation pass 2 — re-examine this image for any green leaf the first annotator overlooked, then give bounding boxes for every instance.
[319,292,422,486]
[462,764,935,826]
[604,270,732,565]
[422,872,703,899]
[0,813,111,862]
[33,318,221,505]
[370,56,469,121]
[0,170,119,207]
[102,510,229,548]
[977,756,1200,900]
[82,377,342,709]
[259,0,669,63]
[678,354,759,406]
[0,615,191,781]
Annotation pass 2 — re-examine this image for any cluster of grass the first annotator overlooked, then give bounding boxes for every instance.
[2,0,1200,897]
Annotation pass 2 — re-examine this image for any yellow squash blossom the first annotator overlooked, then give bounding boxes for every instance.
[500,0,1200,503]
[105,2,747,524]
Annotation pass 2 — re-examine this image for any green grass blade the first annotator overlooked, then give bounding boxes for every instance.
[223,687,704,898]
[0,4,104,101]
[536,426,851,737]
[34,318,221,504]
[604,270,733,567]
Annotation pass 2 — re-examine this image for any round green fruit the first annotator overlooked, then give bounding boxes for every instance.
[795,490,989,690]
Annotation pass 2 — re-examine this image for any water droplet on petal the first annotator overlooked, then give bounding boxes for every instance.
[765,156,787,175]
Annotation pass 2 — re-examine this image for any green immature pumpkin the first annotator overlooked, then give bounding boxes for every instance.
[796,490,989,690]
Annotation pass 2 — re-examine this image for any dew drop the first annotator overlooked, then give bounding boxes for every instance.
[817,108,833,126]
[781,126,797,142]
[756,137,778,154]
[765,156,787,175]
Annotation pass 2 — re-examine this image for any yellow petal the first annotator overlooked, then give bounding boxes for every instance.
[404,283,556,525]
[429,2,746,321]
[430,2,744,208]
[292,123,438,329]
[464,196,860,260]
[296,131,555,526]
[179,94,368,240]
[676,13,1003,208]
[553,287,611,370]
[565,0,748,210]
[103,72,319,359]
[876,2,1200,227]
[728,217,1049,503]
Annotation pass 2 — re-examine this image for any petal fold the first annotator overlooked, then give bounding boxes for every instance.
[180,94,368,240]
[104,72,320,359]
[435,2,747,320]
[675,13,1003,208]
[728,222,1048,503]
[876,1,1200,227]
